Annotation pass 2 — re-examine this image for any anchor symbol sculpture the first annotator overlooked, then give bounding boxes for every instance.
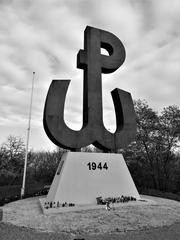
[43,26,136,152]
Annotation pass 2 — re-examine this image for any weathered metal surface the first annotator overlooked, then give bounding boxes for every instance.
[43,26,136,152]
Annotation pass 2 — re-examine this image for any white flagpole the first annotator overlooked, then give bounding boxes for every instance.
[21,72,35,198]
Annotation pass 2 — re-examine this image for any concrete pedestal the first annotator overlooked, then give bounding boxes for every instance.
[45,152,140,206]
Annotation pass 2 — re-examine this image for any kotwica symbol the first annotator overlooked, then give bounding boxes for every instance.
[43,26,136,152]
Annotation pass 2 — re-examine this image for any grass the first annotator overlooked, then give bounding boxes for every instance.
[2,196,180,235]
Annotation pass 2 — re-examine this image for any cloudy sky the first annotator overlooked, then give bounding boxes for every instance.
[0,0,180,151]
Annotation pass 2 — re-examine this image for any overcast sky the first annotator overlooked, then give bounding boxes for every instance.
[0,0,180,151]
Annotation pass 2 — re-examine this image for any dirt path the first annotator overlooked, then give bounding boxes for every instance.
[0,222,180,240]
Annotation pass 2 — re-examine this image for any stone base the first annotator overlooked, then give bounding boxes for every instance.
[44,152,140,208]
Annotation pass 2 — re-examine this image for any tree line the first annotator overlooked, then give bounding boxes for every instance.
[0,99,180,194]
[125,100,180,193]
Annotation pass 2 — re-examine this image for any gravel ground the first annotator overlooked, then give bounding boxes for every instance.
[0,222,180,240]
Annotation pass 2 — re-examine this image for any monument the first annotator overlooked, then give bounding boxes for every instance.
[43,26,140,210]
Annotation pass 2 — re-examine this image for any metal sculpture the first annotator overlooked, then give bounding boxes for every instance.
[43,26,136,152]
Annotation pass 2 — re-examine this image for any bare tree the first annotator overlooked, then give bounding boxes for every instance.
[0,135,25,185]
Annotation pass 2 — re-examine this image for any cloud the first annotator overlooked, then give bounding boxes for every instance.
[0,0,180,150]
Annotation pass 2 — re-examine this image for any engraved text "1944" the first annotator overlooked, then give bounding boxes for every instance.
[87,162,108,170]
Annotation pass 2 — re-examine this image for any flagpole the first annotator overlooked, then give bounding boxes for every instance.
[21,72,35,198]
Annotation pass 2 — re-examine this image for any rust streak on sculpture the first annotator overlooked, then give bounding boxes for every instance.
[43,26,136,152]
